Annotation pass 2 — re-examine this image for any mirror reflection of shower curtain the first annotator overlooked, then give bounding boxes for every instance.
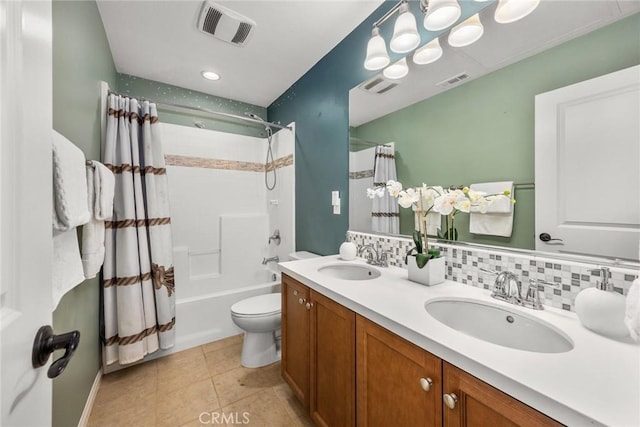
[372,144,399,234]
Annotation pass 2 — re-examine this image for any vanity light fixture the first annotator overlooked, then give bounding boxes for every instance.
[390,2,421,53]
[422,0,461,31]
[201,70,221,81]
[448,13,484,47]
[364,26,391,70]
[413,37,443,65]
[494,0,541,23]
[383,57,409,80]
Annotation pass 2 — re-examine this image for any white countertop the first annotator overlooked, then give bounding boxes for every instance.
[279,255,640,427]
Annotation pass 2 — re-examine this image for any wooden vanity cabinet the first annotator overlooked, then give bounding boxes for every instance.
[283,274,562,427]
[281,274,356,427]
[442,362,562,427]
[356,315,442,427]
[282,274,311,409]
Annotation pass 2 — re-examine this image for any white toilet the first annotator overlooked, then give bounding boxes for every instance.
[230,251,319,368]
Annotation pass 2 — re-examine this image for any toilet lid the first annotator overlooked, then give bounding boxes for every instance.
[231,293,281,316]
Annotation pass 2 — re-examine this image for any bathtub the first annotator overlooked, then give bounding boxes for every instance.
[172,273,282,353]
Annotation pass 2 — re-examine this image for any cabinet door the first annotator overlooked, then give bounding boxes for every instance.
[443,362,562,427]
[356,315,442,427]
[310,290,356,427]
[282,274,311,410]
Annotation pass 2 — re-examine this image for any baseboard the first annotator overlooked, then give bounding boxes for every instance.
[77,369,102,427]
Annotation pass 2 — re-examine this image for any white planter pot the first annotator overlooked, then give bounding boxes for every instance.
[407,255,445,286]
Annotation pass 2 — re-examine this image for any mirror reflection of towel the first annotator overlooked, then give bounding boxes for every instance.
[469,181,514,237]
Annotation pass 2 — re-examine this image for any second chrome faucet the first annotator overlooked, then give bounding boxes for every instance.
[480,268,558,310]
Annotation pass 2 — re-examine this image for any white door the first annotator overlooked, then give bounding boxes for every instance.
[535,65,640,260]
[0,1,54,426]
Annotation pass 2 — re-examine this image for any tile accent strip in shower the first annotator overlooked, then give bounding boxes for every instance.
[165,154,293,172]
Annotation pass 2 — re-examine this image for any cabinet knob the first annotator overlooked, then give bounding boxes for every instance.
[443,393,458,410]
[293,290,299,296]
[298,298,305,305]
[419,377,433,392]
[305,302,314,310]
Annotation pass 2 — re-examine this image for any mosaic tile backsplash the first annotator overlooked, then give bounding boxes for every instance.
[347,231,639,312]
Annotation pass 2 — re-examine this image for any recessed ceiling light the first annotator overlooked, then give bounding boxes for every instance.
[201,71,221,81]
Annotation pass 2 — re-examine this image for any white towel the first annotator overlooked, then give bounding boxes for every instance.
[624,278,640,342]
[469,181,514,237]
[52,229,86,309]
[52,131,90,231]
[91,161,115,220]
[81,161,115,279]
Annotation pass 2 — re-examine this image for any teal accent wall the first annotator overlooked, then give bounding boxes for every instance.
[353,13,640,250]
[117,74,267,138]
[267,1,492,255]
[52,1,117,427]
[270,6,640,254]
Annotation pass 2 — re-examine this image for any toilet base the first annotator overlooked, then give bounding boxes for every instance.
[240,331,280,368]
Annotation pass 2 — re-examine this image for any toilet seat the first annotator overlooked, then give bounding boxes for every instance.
[231,293,281,318]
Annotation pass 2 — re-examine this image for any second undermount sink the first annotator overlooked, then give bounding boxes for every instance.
[317,263,381,281]
[425,298,574,353]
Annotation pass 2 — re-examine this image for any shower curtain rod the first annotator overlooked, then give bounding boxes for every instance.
[350,136,391,147]
[108,90,291,131]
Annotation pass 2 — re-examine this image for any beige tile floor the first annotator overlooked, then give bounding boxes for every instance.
[88,335,314,427]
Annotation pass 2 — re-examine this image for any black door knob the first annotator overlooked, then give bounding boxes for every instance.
[539,233,564,243]
[32,325,80,378]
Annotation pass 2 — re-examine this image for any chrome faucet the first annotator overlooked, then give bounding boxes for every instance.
[481,268,522,305]
[357,244,389,267]
[262,256,279,265]
[481,268,561,310]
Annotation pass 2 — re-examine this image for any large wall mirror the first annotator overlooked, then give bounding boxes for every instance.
[349,1,640,262]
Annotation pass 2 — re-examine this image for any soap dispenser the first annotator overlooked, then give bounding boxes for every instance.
[574,267,628,338]
[339,234,357,261]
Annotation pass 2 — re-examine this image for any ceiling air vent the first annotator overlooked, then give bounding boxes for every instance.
[198,1,256,47]
[358,75,400,95]
[436,72,470,88]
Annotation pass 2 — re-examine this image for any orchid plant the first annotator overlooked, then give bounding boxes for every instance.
[367,180,514,268]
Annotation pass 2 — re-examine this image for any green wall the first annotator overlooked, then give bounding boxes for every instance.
[270,6,640,254]
[52,1,117,427]
[117,74,267,138]
[353,13,640,249]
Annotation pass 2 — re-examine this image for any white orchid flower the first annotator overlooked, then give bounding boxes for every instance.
[398,188,420,208]
[386,180,403,197]
[366,187,385,199]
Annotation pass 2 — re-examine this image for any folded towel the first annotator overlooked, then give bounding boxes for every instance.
[625,278,640,342]
[52,131,90,231]
[81,161,115,279]
[90,161,115,221]
[469,181,514,237]
[53,229,86,309]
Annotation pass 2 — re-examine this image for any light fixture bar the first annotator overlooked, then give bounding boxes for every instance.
[373,0,407,29]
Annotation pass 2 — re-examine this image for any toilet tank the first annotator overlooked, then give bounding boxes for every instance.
[288,251,319,261]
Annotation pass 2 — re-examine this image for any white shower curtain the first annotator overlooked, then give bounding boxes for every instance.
[102,94,175,365]
[371,144,399,234]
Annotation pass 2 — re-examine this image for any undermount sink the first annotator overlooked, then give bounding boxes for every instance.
[317,263,381,281]
[425,298,574,353]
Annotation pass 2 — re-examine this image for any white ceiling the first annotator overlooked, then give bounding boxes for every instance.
[350,0,640,127]
[97,0,384,108]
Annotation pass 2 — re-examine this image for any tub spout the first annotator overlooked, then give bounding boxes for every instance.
[262,256,280,265]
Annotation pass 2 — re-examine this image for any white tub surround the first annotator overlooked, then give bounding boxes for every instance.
[155,123,294,353]
[279,255,640,427]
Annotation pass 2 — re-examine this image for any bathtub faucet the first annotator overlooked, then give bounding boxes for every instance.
[262,256,280,265]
